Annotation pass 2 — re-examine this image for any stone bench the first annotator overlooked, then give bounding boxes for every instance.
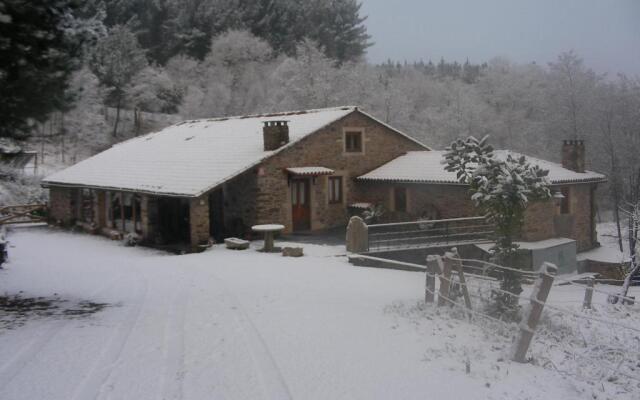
[225,237,250,250]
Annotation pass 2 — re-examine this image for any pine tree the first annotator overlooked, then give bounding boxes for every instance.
[0,0,97,139]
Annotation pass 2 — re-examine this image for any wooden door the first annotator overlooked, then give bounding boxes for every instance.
[291,179,311,231]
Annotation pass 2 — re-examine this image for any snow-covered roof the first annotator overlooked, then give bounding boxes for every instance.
[286,167,334,176]
[43,107,363,197]
[358,151,606,185]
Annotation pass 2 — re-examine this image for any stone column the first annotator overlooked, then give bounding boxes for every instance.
[140,195,150,240]
[48,187,76,226]
[346,216,369,253]
[190,195,210,250]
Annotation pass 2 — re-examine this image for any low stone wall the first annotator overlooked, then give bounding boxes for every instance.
[577,259,628,281]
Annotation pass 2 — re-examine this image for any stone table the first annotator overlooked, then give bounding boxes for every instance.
[251,224,285,253]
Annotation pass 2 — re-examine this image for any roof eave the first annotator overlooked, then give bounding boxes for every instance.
[41,181,200,198]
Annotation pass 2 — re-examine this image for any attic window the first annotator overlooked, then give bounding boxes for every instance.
[344,129,364,153]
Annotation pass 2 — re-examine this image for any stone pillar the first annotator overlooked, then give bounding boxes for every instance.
[48,187,76,226]
[346,216,369,253]
[190,195,210,249]
[140,195,150,240]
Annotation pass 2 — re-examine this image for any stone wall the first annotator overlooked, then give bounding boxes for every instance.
[522,200,556,242]
[353,181,600,250]
[189,195,210,247]
[250,111,426,233]
[553,184,597,251]
[48,187,77,226]
[222,169,259,237]
[352,183,477,222]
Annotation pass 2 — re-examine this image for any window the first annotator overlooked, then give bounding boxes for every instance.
[344,130,363,153]
[328,176,343,204]
[78,189,95,223]
[108,192,142,233]
[560,187,570,214]
[394,187,407,212]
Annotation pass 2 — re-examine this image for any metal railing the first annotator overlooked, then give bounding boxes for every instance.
[367,215,494,252]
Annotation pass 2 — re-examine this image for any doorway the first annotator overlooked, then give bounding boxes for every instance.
[157,197,190,244]
[291,178,311,231]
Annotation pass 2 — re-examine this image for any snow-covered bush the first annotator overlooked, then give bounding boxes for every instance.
[123,233,140,247]
[0,165,47,205]
[362,204,385,224]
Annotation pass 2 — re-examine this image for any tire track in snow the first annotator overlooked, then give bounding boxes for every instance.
[71,273,148,400]
[159,283,188,400]
[0,274,128,388]
[210,272,293,400]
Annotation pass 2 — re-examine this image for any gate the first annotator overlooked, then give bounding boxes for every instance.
[0,204,47,225]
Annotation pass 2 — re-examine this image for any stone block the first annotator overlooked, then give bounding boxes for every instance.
[282,247,303,257]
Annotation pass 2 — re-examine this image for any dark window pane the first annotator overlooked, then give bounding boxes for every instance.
[394,187,407,212]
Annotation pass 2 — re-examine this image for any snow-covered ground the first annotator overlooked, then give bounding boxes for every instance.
[0,226,638,400]
[578,221,631,264]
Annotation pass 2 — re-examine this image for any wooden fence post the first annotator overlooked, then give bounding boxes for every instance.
[450,249,472,311]
[512,262,557,363]
[582,277,594,309]
[438,255,453,307]
[425,255,439,303]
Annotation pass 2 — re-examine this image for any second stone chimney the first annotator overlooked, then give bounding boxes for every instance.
[561,139,585,173]
[263,120,289,151]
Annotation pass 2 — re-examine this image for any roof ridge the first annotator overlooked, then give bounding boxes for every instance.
[174,106,358,126]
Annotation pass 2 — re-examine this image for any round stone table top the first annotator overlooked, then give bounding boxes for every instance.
[251,224,285,232]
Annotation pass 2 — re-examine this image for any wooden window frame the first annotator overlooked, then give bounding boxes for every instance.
[328,176,343,204]
[343,128,365,154]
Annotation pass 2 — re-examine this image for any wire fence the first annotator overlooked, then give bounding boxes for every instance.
[424,250,640,389]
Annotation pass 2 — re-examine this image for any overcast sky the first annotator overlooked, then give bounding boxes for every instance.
[360,0,640,76]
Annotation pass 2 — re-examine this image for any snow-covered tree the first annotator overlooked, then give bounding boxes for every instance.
[546,51,602,141]
[444,135,552,319]
[272,39,341,110]
[610,202,640,304]
[89,25,148,138]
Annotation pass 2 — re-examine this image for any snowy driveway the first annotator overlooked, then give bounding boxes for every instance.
[0,227,589,400]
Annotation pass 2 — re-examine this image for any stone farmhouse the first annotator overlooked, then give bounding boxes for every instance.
[42,106,605,252]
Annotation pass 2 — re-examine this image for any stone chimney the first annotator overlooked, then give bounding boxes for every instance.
[561,139,585,173]
[263,121,289,151]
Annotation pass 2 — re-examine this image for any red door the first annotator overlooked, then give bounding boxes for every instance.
[291,179,311,231]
